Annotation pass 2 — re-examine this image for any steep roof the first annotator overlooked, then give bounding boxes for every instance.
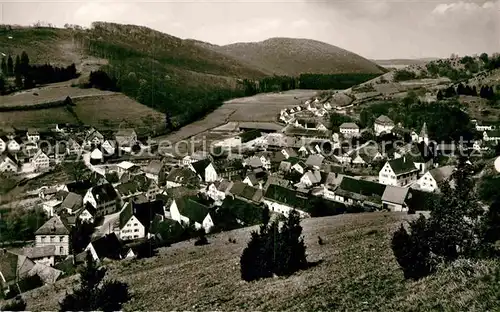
[305,154,325,168]
[91,184,119,204]
[120,200,164,229]
[142,160,163,175]
[166,168,199,184]
[89,233,122,260]
[115,128,136,137]
[338,177,386,198]
[191,159,212,179]
[429,165,455,183]
[230,181,263,202]
[175,197,210,224]
[420,122,428,138]
[264,184,309,209]
[61,192,83,211]
[35,216,70,236]
[388,158,419,175]
[382,186,409,205]
[0,250,20,283]
[375,115,394,125]
[22,246,57,259]
[339,122,359,129]
[66,180,93,196]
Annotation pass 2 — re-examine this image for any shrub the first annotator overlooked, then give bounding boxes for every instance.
[391,218,435,280]
[59,252,130,312]
[240,210,308,281]
[194,230,209,246]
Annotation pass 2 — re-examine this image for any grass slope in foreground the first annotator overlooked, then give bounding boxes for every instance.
[20,213,500,311]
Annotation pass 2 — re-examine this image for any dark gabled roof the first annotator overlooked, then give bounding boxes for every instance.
[239,129,262,143]
[143,160,163,175]
[338,177,386,198]
[35,216,70,236]
[66,180,93,196]
[22,246,57,259]
[382,186,409,205]
[120,200,164,230]
[61,192,83,211]
[264,184,309,209]
[375,115,394,125]
[89,233,122,260]
[388,158,419,175]
[91,184,118,204]
[191,159,212,179]
[175,197,210,224]
[166,167,200,184]
[0,251,20,283]
[116,181,141,197]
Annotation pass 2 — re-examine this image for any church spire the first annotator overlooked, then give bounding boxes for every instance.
[419,122,428,144]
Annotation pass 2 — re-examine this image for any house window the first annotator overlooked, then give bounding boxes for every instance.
[134,223,138,226]
[50,236,55,242]
[134,229,139,232]
[134,235,139,238]
[60,236,64,242]
[41,236,46,243]
[59,246,64,254]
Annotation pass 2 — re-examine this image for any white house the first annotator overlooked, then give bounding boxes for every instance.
[83,183,119,217]
[0,136,6,153]
[263,185,310,217]
[84,128,104,147]
[474,121,496,132]
[101,140,116,156]
[90,148,104,164]
[204,180,233,205]
[483,130,500,142]
[339,123,360,137]
[374,115,395,136]
[66,139,82,155]
[416,165,455,193]
[0,154,18,173]
[31,150,50,171]
[298,170,323,188]
[382,186,410,212]
[119,200,165,240]
[7,138,21,152]
[34,216,70,256]
[76,205,96,223]
[42,199,62,217]
[190,159,219,183]
[26,129,40,143]
[22,246,56,267]
[379,157,420,187]
[169,197,214,233]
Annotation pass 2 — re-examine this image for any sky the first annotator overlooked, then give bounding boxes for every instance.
[0,0,499,59]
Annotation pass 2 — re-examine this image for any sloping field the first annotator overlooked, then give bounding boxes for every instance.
[0,107,77,129]
[0,91,165,133]
[72,94,165,134]
[18,212,500,311]
[0,86,115,107]
[158,89,318,144]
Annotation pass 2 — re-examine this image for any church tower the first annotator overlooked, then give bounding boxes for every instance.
[419,122,429,145]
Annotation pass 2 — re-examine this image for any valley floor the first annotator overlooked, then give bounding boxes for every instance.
[20,212,500,311]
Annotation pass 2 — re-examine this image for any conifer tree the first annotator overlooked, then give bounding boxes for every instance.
[59,252,130,312]
[1,57,7,75]
[7,55,13,76]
